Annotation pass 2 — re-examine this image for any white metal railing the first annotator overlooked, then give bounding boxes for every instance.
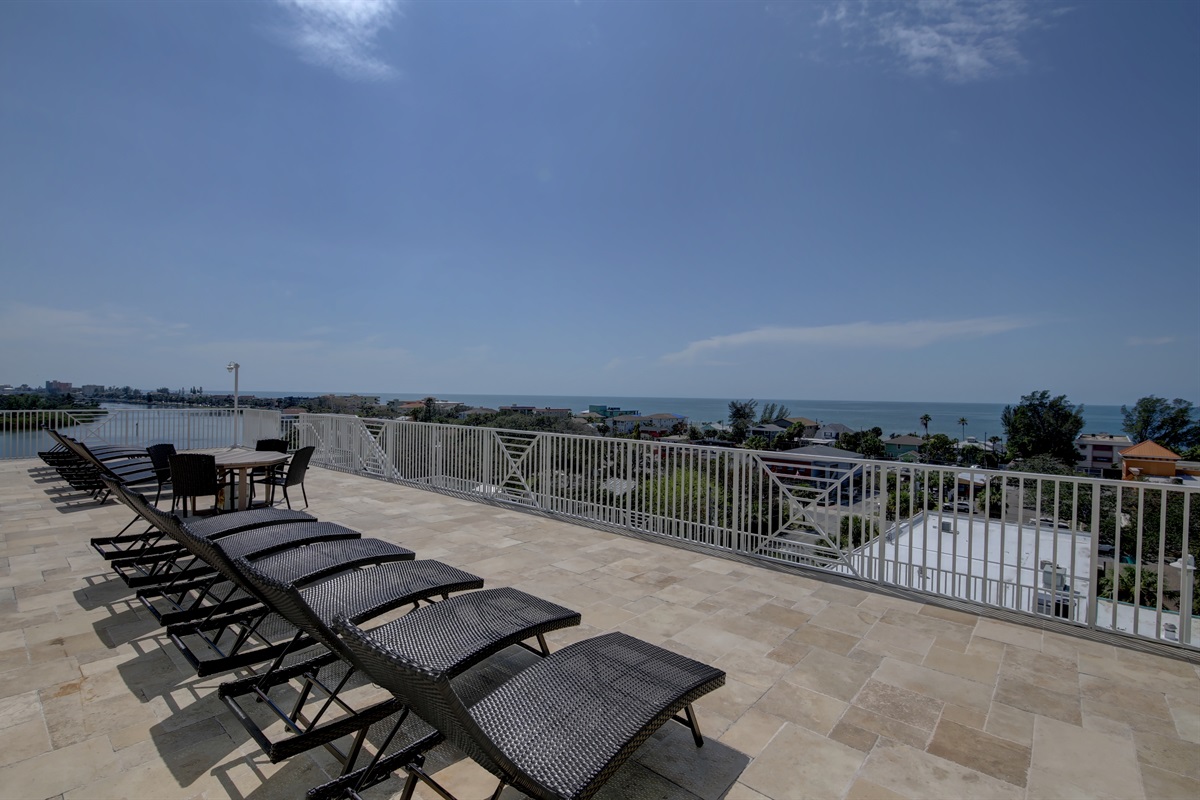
[9,407,1195,652]
[0,408,281,458]
[286,413,1198,652]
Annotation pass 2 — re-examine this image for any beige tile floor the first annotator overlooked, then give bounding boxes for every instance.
[1,459,1198,800]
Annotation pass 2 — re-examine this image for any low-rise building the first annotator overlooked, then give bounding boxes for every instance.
[812,423,853,442]
[1076,433,1133,476]
[1120,440,1180,480]
[770,445,864,497]
[884,434,924,460]
[500,406,572,418]
[610,413,687,437]
[320,394,380,413]
[747,422,790,443]
[588,404,640,418]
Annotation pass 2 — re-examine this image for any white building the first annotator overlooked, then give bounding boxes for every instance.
[1075,433,1132,476]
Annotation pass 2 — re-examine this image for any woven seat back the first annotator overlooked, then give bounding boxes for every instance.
[169,453,220,500]
[146,443,176,482]
[254,439,288,453]
[233,556,346,657]
[336,617,513,784]
[282,445,314,488]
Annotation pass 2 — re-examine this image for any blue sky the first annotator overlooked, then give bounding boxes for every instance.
[1,0,1197,405]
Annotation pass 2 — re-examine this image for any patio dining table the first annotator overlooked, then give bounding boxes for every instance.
[203,447,291,512]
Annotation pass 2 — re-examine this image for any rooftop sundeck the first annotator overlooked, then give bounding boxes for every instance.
[1,458,1198,799]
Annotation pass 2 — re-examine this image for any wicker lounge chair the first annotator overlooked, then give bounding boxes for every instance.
[96,477,318,583]
[101,483,492,683]
[47,431,156,500]
[230,557,581,799]
[338,623,726,800]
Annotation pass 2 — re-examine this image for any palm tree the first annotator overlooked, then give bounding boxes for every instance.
[958,417,969,441]
[920,414,932,438]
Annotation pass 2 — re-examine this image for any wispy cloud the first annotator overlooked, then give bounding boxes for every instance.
[1127,335,1174,347]
[817,0,1055,82]
[274,0,402,80]
[662,317,1033,364]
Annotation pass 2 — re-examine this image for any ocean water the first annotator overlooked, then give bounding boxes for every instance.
[251,392,1131,442]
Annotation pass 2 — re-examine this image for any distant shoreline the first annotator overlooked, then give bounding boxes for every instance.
[221,391,1142,441]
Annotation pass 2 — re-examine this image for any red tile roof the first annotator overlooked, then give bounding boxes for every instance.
[1119,440,1180,460]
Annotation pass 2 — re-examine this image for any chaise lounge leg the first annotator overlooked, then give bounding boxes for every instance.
[682,703,704,747]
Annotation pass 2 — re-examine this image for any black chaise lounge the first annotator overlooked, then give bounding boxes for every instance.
[232,556,582,800]
[46,431,156,500]
[338,622,726,800]
[97,476,320,587]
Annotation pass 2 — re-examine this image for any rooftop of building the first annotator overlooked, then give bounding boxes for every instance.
[1120,441,1182,460]
[1077,433,1134,445]
[1,460,1198,799]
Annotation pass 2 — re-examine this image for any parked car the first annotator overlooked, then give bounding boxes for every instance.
[942,502,973,514]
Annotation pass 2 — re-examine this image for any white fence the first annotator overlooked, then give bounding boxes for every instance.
[6,408,1195,652]
[283,413,1198,652]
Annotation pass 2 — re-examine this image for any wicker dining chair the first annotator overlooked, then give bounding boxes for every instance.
[262,445,314,509]
[168,453,222,516]
[146,443,177,504]
[249,438,289,502]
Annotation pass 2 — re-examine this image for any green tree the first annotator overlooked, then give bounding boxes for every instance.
[977,477,1008,518]
[744,435,769,452]
[1010,455,1081,522]
[1001,390,1085,465]
[774,420,809,451]
[758,402,790,424]
[1121,396,1200,452]
[959,444,984,467]
[958,417,968,441]
[1097,566,1160,608]
[920,414,932,437]
[727,399,758,443]
[919,433,958,465]
[836,430,885,459]
[838,515,880,550]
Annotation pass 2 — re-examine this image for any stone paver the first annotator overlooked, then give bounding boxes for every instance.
[2,458,1199,799]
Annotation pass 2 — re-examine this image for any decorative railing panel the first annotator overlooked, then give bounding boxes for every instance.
[287,414,1198,652]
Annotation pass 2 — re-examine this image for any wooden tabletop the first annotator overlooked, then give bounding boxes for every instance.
[190,448,291,469]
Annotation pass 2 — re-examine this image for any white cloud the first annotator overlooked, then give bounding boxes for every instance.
[661,317,1033,364]
[817,0,1053,82]
[274,0,402,80]
[1127,336,1174,347]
